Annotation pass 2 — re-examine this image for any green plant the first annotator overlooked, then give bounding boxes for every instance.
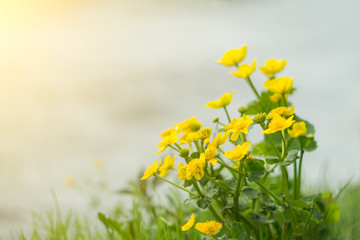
[138,46,340,239]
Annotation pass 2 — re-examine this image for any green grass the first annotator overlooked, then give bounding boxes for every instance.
[9,174,360,240]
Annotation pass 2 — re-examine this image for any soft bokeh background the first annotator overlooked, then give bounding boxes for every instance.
[0,0,359,237]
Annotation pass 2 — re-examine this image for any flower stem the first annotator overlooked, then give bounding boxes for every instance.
[204,173,234,195]
[246,77,261,100]
[280,131,289,198]
[194,140,201,153]
[169,145,180,152]
[297,144,305,199]
[155,174,199,197]
[260,123,281,158]
[255,181,284,205]
[223,106,231,123]
[216,159,238,174]
[293,159,298,199]
[174,143,182,150]
[234,171,244,221]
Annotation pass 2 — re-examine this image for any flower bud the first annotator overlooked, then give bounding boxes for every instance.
[179,148,190,158]
[307,134,314,139]
[238,106,247,114]
[253,112,267,124]
[212,117,219,123]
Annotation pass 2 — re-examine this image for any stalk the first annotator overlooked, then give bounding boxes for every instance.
[204,173,234,195]
[233,171,244,221]
[155,174,199,197]
[260,123,281,158]
[280,131,289,199]
[246,77,261,100]
[293,159,298,199]
[297,143,305,199]
[223,106,231,123]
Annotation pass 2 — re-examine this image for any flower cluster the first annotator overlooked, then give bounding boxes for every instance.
[141,46,320,239]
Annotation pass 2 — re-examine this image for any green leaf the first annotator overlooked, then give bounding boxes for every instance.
[252,141,279,157]
[241,186,260,199]
[289,199,310,209]
[303,138,317,152]
[98,212,109,227]
[246,91,279,115]
[244,158,265,182]
[280,150,298,166]
[265,157,280,164]
[97,212,123,235]
[205,182,220,198]
[197,197,211,209]
[250,213,274,224]
[232,221,249,240]
[183,179,192,187]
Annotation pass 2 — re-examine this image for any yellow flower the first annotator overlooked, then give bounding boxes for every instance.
[186,154,206,180]
[159,155,175,177]
[94,159,105,170]
[204,145,218,166]
[231,60,256,78]
[141,160,160,180]
[215,46,247,67]
[205,91,234,109]
[225,142,251,161]
[266,106,295,119]
[259,58,287,78]
[264,77,293,94]
[262,114,295,134]
[287,121,307,138]
[181,213,195,231]
[177,163,187,180]
[156,128,178,153]
[182,131,202,143]
[65,176,75,187]
[223,115,253,141]
[269,93,289,103]
[195,221,222,236]
[199,127,212,144]
[209,132,230,147]
[175,117,202,133]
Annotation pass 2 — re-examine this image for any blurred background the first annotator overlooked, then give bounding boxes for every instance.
[0,0,359,237]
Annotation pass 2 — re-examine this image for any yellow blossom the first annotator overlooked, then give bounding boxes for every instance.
[159,155,175,177]
[181,213,195,231]
[156,128,178,153]
[175,117,202,133]
[195,221,222,236]
[264,77,293,94]
[223,115,253,141]
[204,145,218,166]
[266,106,295,119]
[65,176,75,187]
[231,60,256,78]
[259,58,287,78]
[205,91,234,109]
[270,93,289,103]
[199,127,212,144]
[209,132,230,147]
[262,114,295,134]
[94,159,105,170]
[225,142,251,161]
[215,46,247,67]
[182,131,202,143]
[141,160,160,180]
[186,154,206,180]
[177,163,187,180]
[288,121,307,138]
